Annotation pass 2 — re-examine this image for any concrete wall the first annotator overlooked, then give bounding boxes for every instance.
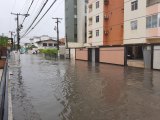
[124,0,146,44]
[76,48,88,61]
[153,45,160,69]
[70,49,76,59]
[100,47,124,65]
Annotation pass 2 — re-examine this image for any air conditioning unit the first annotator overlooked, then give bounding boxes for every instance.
[121,24,124,28]
[104,15,109,20]
[104,0,109,5]
[104,30,109,35]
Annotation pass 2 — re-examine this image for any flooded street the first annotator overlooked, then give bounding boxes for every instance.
[9,54,160,120]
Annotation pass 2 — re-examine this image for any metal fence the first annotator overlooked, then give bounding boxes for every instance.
[0,60,8,120]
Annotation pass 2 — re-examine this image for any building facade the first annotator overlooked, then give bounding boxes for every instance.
[85,0,124,65]
[65,0,88,48]
[65,0,88,60]
[124,0,160,69]
[36,39,57,49]
[65,0,160,70]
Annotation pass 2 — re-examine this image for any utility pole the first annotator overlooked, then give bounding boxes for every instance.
[9,31,14,39]
[11,13,29,50]
[9,31,15,50]
[52,17,62,50]
[13,35,16,50]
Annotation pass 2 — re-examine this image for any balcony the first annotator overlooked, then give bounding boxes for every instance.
[147,0,160,7]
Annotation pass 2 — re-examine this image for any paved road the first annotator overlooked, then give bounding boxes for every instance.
[9,53,160,120]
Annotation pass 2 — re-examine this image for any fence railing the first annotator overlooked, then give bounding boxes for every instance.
[0,59,8,120]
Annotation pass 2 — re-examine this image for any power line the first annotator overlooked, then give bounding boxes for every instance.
[22,0,49,37]
[19,0,30,13]
[22,0,57,38]
[20,0,44,33]
[22,0,128,38]
[22,0,35,24]
[52,0,64,13]
[89,11,160,32]
[89,35,160,45]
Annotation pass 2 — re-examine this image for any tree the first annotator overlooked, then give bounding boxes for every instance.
[0,36,8,59]
[0,36,8,47]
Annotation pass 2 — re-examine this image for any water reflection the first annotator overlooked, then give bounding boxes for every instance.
[10,54,160,120]
[10,55,42,120]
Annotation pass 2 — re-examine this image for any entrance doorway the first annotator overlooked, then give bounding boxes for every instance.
[127,46,144,68]
[88,48,99,63]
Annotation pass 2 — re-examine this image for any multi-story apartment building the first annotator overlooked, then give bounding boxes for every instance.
[65,0,160,70]
[65,0,88,59]
[146,0,160,70]
[85,0,125,65]
[124,0,160,69]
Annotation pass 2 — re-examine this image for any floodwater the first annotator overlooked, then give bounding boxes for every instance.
[9,54,160,120]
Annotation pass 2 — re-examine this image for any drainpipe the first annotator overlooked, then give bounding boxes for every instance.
[124,46,128,66]
[151,45,154,69]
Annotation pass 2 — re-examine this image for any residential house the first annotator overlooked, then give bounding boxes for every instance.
[36,39,57,49]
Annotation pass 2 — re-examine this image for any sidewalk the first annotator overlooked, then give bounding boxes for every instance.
[8,51,20,120]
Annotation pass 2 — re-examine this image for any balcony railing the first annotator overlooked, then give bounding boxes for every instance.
[147,0,160,7]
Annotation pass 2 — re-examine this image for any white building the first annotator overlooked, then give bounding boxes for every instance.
[36,39,57,49]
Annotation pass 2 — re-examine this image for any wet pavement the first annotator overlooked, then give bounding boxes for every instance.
[9,53,160,120]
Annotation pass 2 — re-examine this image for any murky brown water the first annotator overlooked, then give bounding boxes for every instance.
[9,54,160,120]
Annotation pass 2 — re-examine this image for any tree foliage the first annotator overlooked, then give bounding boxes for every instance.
[0,36,8,47]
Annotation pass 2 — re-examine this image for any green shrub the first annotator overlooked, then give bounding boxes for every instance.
[39,48,58,55]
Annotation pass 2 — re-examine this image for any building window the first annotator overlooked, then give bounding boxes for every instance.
[96,1,99,9]
[152,14,158,28]
[131,20,137,30]
[89,4,92,12]
[96,15,99,23]
[146,16,152,28]
[96,30,99,37]
[54,44,57,47]
[88,31,92,38]
[146,14,158,28]
[131,0,138,11]
[48,43,53,46]
[43,43,47,46]
[89,17,92,25]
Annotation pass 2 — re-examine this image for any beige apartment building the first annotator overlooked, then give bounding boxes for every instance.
[75,0,125,65]
[124,0,160,69]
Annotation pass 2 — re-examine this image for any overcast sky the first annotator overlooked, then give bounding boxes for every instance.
[0,0,65,43]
